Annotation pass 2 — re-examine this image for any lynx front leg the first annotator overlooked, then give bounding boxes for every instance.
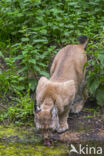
[57,111,69,133]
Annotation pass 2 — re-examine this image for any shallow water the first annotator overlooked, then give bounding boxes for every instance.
[0,142,69,156]
[0,125,69,156]
[0,125,103,156]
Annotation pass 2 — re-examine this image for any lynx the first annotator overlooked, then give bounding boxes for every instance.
[34,36,88,139]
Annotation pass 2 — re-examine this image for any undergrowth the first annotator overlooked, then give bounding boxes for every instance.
[0,0,104,122]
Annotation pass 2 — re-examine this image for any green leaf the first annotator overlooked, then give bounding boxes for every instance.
[33,39,48,43]
[40,29,47,35]
[29,79,37,91]
[0,51,4,58]
[98,54,104,67]
[13,55,24,61]
[28,59,36,64]
[21,38,29,42]
[96,88,104,106]
[14,86,25,91]
[33,66,41,72]
[18,77,25,81]
[37,62,46,67]
[89,79,99,94]
[39,71,50,78]
[17,67,28,73]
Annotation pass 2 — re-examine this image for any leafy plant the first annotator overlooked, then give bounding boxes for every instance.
[0,0,104,122]
[86,29,104,106]
[0,0,104,94]
[8,88,34,122]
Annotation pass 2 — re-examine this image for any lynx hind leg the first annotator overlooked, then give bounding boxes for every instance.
[71,80,88,114]
[70,96,84,113]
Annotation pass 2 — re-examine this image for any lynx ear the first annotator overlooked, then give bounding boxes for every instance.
[36,77,48,95]
[56,80,76,104]
[63,80,75,89]
[62,80,75,99]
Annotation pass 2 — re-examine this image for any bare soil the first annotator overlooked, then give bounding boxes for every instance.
[53,99,104,143]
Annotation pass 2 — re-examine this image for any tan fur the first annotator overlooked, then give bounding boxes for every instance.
[34,40,88,138]
[50,44,87,87]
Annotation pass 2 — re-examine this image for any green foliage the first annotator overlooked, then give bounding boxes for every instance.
[0,0,104,93]
[0,57,26,97]
[0,88,34,123]
[0,90,34,124]
[8,88,34,122]
[0,0,104,122]
[86,30,104,106]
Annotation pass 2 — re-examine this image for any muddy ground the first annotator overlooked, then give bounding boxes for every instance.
[0,99,104,155]
[53,99,104,143]
[0,99,104,144]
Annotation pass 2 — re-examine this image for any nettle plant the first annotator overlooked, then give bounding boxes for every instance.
[0,0,104,94]
[11,26,56,91]
[8,88,34,123]
[86,30,104,106]
[0,0,104,123]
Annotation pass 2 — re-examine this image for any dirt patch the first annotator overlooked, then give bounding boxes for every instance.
[58,131,80,143]
[53,100,104,143]
[98,129,104,138]
[56,129,104,143]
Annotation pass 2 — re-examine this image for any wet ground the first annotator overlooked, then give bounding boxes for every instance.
[0,125,69,156]
[0,101,104,155]
[0,125,104,156]
[56,101,104,143]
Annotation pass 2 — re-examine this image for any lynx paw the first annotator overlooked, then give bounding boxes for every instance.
[71,102,84,113]
[57,123,69,133]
